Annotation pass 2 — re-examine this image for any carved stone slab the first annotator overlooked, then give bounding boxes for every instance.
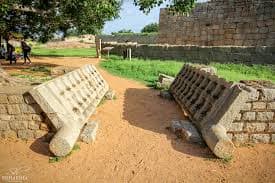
[170,65,250,158]
[30,65,109,156]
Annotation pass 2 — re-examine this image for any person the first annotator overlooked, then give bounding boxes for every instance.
[0,45,6,59]
[21,41,32,64]
[7,42,16,64]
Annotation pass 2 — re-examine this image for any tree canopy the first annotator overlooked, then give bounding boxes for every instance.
[0,0,196,42]
[134,0,196,14]
[141,23,159,33]
[0,0,121,42]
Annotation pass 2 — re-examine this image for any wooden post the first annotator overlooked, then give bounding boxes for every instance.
[96,39,102,59]
[129,48,132,61]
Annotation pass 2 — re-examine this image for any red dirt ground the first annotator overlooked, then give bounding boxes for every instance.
[0,57,275,183]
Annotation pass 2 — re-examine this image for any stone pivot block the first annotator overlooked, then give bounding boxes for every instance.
[171,120,203,143]
[80,121,99,143]
[169,64,251,159]
[29,65,109,157]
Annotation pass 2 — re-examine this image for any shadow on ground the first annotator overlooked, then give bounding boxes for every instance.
[0,60,59,70]
[30,136,53,157]
[123,88,214,158]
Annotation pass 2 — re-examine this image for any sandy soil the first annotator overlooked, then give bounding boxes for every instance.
[0,57,275,183]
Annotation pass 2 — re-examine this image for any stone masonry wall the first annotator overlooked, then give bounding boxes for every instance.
[0,86,50,140]
[169,64,275,145]
[102,42,275,64]
[97,34,157,44]
[228,87,275,144]
[158,0,275,46]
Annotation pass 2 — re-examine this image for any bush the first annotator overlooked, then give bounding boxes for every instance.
[111,29,134,35]
[141,23,159,33]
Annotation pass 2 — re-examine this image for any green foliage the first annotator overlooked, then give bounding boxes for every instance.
[134,0,197,14]
[32,48,96,57]
[100,55,275,87]
[141,23,159,33]
[1,0,121,42]
[23,66,51,73]
[100,55,183,86]
[111,29,134,35]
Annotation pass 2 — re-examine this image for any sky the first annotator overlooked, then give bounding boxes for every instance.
[103,0,208,34]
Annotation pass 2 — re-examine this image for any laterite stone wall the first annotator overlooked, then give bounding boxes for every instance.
[158,0,275,46]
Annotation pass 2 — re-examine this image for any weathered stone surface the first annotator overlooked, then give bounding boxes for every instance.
[14,114,33,121]
[40,123,49,131]
[169,64,251,158]
[9,121,28,130]
[0,114,12,121]
[159,90,173,100]
[28,121,40,130]
[252,102,266,110]
[34,130,48,139]
[158,1,275,47]
[257,112,274,121]
[32,114,44,121]
[0,121,10,131]
[105,89,116,100]
[171,120,203,143]
[228,123,243,132]
[20,104,42,114]
[250,134,270,143]
[272,134,275,143]
[242,112,256,121]
[233,133,249,143]
[158,74,175,89]
[80,121,99,143]
[233,113,242,121]
[227,133,233,140]
[8,95,24,104]
[240,103,252,111]
[269,123,275,132]
[0,94,8,104]
[30,65,109,156]
[246,123,267,132]
[18,130,34,140]
[267,102,275,110]
[7,105,21,115]
[1,130,17,139]
[196,65,217,75]
[0,105,7,114]
[261,88,275,101]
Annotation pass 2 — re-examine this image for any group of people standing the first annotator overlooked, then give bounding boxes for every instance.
[0,40,32,65]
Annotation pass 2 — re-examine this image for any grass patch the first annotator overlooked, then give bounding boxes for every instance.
[22,66,51,73]
[100,55,275,86]
[32,48,96,57]
[10,73,52,83]
[49,144,80,163]
[100,56,183,86]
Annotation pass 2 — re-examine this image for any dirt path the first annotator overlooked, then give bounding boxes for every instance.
[0,57,275,183]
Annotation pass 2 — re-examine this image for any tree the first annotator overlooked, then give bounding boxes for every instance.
[141,23,159,33]
[111,29,134,35]
[0,0,121,43]
[0,0,196,43]
[133,0,196,14]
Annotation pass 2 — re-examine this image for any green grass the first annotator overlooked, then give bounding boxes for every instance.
[22,66,51,73]
[32,48,96,57]
[100,56,275,86]
[100,56,183,86]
